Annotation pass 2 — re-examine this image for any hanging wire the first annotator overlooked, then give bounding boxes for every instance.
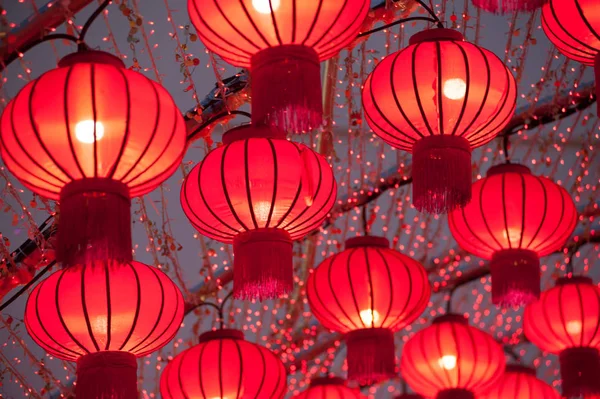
[446,286,456,313]
[361,205,370,236]
[186,110,252,142]
[187,291,235,329]
[357,16,441,38]
[414,0,445,28]
[0,261,55,312]
[80,0,112,43]
[502,134,512,163]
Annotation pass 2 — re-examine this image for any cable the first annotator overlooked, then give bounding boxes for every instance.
[357,16,441,38]
[502,134,511,163]
[0,34,80,72]
[80,0,112,42]
[414,0,445,28]
[186,110,252,142]
[0,261,55,312]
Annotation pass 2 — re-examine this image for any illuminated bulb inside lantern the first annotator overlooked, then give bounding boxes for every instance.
[443,78,467,100]
[359,309,380,325]
[252,0,280,14]
[438,355,457,370]
[75,120,105,143]
[566,320,582,335]
[253,201,272,222]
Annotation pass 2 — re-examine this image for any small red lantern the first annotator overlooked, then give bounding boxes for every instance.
[294,377,364,399]
[480,364,560,399]
[181,124,336,300]
[542,0,600,114]
[401,314,505,399]
[472,0,547,14]
[362,28,516,214]
[524,276,600,397]
[160,329,287,399]
[0,50,186,268]
[187,0,369,133]
[448,163,577,307]
[25,260,184,399]
[307,236,431,385]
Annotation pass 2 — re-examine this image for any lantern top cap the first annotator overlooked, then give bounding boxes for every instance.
[198,328,244,343]
[409,28,464,45]
[58,50,125,69]
[345,235,390,249]
[506,364,536,376]
[310,376,346,387]
[432,313,468,325]
[486,163,531,177]
[222,124,287,145]
[556,275,593,287]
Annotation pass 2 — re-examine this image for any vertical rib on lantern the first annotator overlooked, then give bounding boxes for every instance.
[181,124,336,300]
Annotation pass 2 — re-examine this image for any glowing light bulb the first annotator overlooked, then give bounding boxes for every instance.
[443,78,467,100]
[359,309,380,326]
[252,0,280,14]
[438,355,457,370]
[253,201,272,222]
[75,120,105,143]
[566,320,582,335]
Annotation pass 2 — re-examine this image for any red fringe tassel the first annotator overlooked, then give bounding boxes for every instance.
[559,347,600,397]
[412,135,472,215]
[436,389,475,399]
[251,45,323,134]
[232,228,293,301]
[472,0,547,13]
[76,351,138,399]
[57,178,132,268]
[490,248,540,308]
[346,328,396,385]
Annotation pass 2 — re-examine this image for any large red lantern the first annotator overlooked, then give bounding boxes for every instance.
[401,314,505,399]
[182,124,336,300]
[362,28,516,215]
[472,0,547,14]
[542,0,600,114]
[307,236,431,385]
[25,260,184,399]
[294,377,364,399]
[0,50,186,268]
[187,0,369,133]
[480,364,560,399]
[448,163,577,307]
[160,329,287,399]
[524,276,600,397]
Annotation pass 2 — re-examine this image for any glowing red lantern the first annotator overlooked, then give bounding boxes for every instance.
[294,377,364,399]
[524,276,600,397]
[448,163,577,307]
[542,0,600,114]
[0,50,186,268]
[307,236,431,385]
[187,0,369,133]
[401,314,505,399]
[362,28,516,214]
[472,0,547,14]
[25,260,184,399]
[160,329,287,399]
[480,364,560,399]
[182,124,336,299]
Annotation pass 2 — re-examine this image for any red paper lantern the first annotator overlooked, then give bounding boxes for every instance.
[480,364,560,399]
[187,0,369,133]
[25,260,184,399]
[542,0,600,114]
[448,163,577,307]
[401,314,505,399]
[307,236,431,385]
[181,124,336,300]
[294,377,364,399]
[524,276,600,397]
[0,50,186,268]
[472,0,547,14]
[160,329,287,399]
[362,28,516,214]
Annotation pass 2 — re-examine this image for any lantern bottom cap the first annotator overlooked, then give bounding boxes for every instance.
[232,228,293,301]
[412,135,472,215]
[251,44,323,134]
[346,327,396,385]
[490,248,540,308]
[436,388,475,399]
[559,347,600,397]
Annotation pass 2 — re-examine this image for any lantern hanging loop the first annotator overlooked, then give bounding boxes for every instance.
[187,291,234,329]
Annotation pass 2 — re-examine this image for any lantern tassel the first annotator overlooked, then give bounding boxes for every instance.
[559,347,600,397]
[412,135,472,214]
[490,248,540,307]
[251,45,323,134]
[436,389,475,399]
[57,178,132,268]
[76,351,138,399]
[346,328,396,385]
[233,228,293,300]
